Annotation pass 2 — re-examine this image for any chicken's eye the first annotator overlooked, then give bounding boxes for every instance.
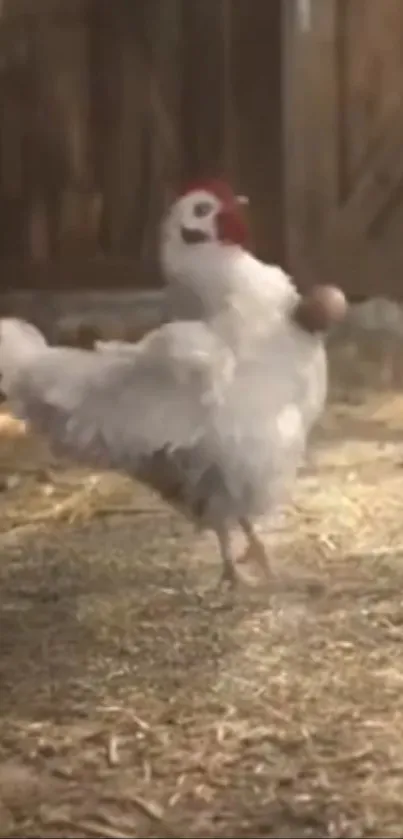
[193,200,213,219]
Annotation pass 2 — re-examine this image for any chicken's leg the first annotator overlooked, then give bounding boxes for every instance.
[215,525,240,588]
[237,517,271,579]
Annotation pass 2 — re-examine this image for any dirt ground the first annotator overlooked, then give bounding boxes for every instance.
[2,358,403,837]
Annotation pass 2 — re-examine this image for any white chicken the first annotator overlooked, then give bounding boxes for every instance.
[0,180,343,587]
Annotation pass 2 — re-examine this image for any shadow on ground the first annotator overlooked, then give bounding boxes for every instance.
[0,515,268,722]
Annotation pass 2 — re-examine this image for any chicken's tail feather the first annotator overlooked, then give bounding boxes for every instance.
[0,318,47,393]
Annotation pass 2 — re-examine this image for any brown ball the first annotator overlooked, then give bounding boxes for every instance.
[292,285,348,334]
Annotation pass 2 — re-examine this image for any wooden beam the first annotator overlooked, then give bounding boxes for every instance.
[300,101,403,297]
[283,0,340,277]
[314,103,403,242]
[1,0,86,23]
[231,0,284,264]
[284,2,403,298]
[180,0,229,179]
[0,258,161,291]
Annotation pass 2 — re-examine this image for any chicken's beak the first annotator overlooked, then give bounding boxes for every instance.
[237,195,249,206]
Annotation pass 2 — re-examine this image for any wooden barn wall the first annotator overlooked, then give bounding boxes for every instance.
[0,0,283,292]
[340,0,403,294]
[340,0,403,196]
[285,0,403,298]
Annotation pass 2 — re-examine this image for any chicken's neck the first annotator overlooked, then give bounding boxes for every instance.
[163,242,298,319]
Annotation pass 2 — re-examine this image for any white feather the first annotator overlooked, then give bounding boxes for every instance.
[0,189,328,533]
[0,318,47,391]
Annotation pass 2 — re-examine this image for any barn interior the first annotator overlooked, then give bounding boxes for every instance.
[1,3,403,838]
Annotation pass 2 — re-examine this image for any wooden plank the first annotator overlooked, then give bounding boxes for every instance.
[282,0,308,272]
[302,229,403,299]
[230,0,284,264]
[23,9,99,262]
[95,0,178,279]
[288,0,403,298]
[0,258,161,291]
[180,0,229,179]
[297,100,403,297]
[1,0,87,22]
[312,102,403,242]
[99,3,153,256]
[307,0,341,217]
[340,0,403,189]
[283,0,340,280]
[137,0,181,274]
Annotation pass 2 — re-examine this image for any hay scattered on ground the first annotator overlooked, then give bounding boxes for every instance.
[1,372,403,837]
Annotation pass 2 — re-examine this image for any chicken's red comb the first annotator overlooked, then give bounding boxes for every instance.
[178,178,237,205]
